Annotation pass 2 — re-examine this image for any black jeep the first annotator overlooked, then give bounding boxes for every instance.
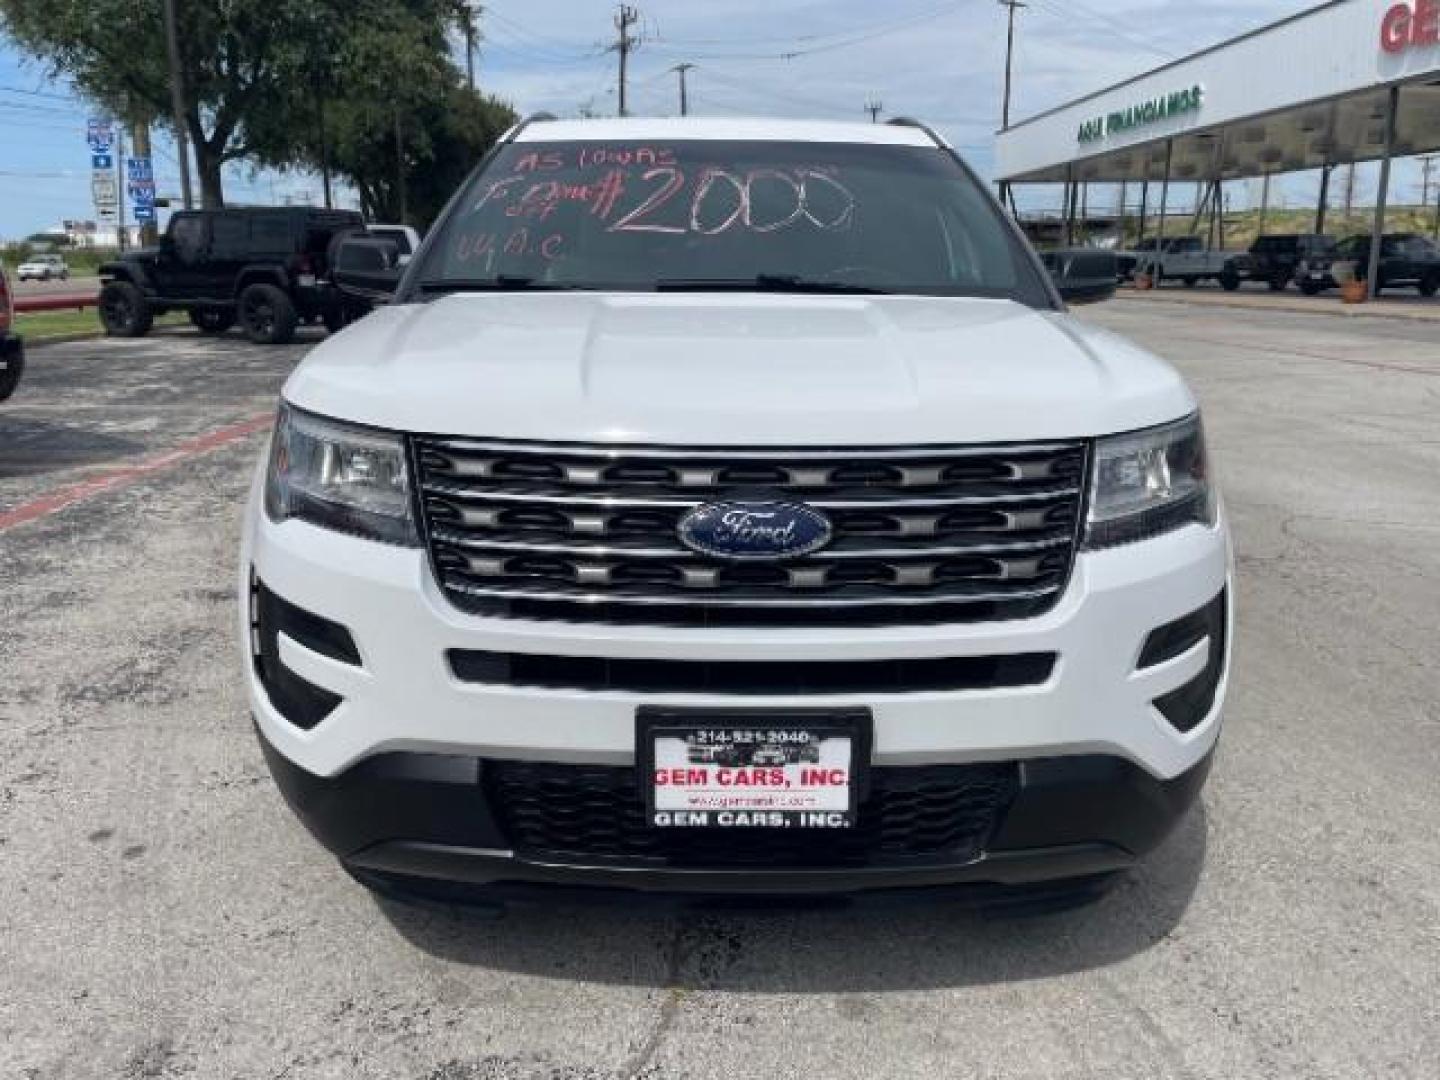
[98,207,365,344]
[1219,234,1337,293]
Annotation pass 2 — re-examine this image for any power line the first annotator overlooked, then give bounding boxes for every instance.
[652,0,971,60]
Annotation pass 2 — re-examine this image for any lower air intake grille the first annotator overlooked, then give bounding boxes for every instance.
[486,761,1019,867]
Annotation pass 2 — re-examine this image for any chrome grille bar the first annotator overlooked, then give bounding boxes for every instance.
[412,436,1087,626]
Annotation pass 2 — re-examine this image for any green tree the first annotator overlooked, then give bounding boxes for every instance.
[0,0,478,208]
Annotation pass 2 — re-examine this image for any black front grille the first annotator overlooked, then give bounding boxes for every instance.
[412,437,1087,627]
[486,761,1019,867]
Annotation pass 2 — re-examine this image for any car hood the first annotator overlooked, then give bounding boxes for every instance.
[284,292,1195,445]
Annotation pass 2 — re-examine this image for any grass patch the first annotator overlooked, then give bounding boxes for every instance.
[15,308,185,342]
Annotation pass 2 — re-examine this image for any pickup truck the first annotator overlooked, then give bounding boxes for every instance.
[242,116,1231,908]
[1122,236,1234,286]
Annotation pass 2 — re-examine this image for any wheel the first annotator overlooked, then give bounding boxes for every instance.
[1268,270,1289,292]
[60,270,69,281]
[1219,269,1240,292]
[188,308,236,335]
[1299,280,1325,296]
[0,347,23,403]
[1182,276,1199,288]
[98,281,154,337]
[321,305,350,334]
[1418,274,1438,298]
[237,283,298,345]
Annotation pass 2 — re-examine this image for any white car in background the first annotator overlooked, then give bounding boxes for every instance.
[16,254,70,282]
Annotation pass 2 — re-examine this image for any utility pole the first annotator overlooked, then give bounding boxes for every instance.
[114,126,128,252]
[996,0,1026,207]
[998,0,1026,129]
[1419,154,1438,214]
[462,3,479,91]
[864,99,883,123]
[614,5,641,117]
[160,0,193,209]
[394,109,408,225]
[671,62,694,116]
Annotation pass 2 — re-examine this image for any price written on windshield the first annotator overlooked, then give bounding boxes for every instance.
[452,146,858,268]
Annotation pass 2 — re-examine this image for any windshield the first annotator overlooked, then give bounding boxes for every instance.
[411,140,1051,305]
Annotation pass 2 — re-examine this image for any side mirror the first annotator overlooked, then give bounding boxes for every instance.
[334,237,403,302]
[1041,249,1118,305]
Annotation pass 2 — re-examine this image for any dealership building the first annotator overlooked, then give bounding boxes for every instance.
[995,0,1440,293]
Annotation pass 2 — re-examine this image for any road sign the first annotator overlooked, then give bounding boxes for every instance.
[92,152,113,170]
[126,157,154,183]
[86,117,113,152]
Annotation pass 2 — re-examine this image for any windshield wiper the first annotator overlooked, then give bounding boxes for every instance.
[654,274,893,295]
[415,275,585,294]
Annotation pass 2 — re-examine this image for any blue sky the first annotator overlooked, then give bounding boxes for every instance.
[0,0,1421,240]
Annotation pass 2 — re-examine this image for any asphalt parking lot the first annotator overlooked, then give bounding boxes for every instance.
[2,305,1438,1079]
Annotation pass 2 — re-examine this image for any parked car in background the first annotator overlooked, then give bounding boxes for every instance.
[1332,233,1440,296]
[98,206,365,344]
[16,253,69,282]
[1124,236,1233,286]
[0,261,24,402]
[1221,234,1337,293]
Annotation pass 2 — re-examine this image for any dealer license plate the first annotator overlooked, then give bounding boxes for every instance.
[638,708,870,830]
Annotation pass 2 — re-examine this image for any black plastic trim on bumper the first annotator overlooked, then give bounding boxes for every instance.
[258,731,1213,897]
[447,648,1056,696]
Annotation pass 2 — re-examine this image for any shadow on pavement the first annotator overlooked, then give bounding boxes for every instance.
[373,802,1208,992]
[0,417,146,479]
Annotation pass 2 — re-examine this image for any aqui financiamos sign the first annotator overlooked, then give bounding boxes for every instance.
[1077,85,1204,144]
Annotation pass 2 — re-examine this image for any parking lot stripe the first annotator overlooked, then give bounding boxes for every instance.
[0,412,273,533]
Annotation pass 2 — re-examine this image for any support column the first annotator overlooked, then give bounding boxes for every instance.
[1258,172,1271,236]
[1315,163,1332,234]
[1156,139,1174,245]
[1137,179,1150,244]
[1064,165,1076,246]
[1117,180,1128,241]
[1367,86,1400,299]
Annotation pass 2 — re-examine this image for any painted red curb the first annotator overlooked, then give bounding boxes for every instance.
[0,412,273,533]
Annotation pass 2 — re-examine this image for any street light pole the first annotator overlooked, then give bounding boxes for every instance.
[996,0,1026,207]
[671,63,693,116]
[160,0,194,210]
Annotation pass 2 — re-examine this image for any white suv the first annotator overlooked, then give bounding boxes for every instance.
[242,117,1231,904]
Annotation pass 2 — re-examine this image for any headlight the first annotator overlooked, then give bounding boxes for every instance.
[1085,414,1215,549]
[264,403,417,546]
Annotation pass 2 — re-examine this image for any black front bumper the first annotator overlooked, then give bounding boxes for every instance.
[259,731,1212,899]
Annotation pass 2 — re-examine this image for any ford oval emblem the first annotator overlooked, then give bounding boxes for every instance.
[677,501,834,561]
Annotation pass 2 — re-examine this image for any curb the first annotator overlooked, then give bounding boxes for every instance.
[1114,289,1440,324]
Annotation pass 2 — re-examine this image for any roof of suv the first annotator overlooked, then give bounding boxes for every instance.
[512,116,939,147]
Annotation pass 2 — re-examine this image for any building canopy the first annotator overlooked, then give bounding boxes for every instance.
[996,0,1440,185]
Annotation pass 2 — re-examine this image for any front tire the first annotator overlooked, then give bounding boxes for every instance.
[1268,270,1289,292]
[98,281,154,338]
[1219,269,1241,292]
[1418,274,1438,298]
[189,308,236,335]
[237,283,297,345]
[0,348,23,403]
[1299,280,1325,296]
[1182,276,1199,288]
